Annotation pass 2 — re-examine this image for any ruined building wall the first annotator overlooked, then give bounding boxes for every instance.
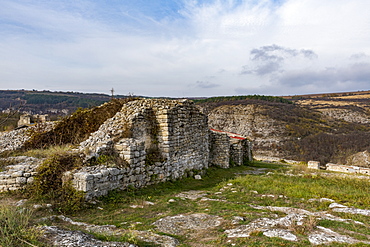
[210,130,252,169]
[209,132,230,168]
[74,99,210,199]
[0,99,252,196]
[0,156,41,192]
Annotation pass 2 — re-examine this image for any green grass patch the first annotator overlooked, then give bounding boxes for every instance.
[0,205,47,247]
[21,161,370,246]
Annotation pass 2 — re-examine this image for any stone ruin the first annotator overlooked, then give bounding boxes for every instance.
[308,161,370,175]
[17,114,50,127]
[0,99,252,199]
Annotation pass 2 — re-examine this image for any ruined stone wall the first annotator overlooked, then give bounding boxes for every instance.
[73,99,210,199]
[209,131,230,168]
[326,163,370,175]
[230,139,251,166]
[209,130,252,169]
[0,156,41,192]
[0,99,252,198]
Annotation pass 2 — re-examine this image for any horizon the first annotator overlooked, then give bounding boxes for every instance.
[1,0,370,97]
[2,88,369,99]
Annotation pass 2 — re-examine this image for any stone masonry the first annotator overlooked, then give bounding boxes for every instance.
[210,129,252,169]
[0,99,252,197]
[72,99,252,199]
[307,161,370,175]
[326,163,370,175]
[0,156,42,191]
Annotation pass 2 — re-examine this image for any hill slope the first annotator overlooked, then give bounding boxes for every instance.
[198,93,370,165]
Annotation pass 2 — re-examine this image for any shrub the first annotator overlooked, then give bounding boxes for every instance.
[27,152,85,213]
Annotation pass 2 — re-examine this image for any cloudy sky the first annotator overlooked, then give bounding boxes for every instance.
[1,0,370,97]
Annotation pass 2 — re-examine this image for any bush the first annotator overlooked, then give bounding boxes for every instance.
[27,152,85,213]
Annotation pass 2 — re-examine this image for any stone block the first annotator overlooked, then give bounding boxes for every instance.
[23,173,31,178]
[11,171,23,177]
[16,177,27,184]
[0,174,11,179]
[108,168,120,176]
[6,179,16,185]
[308,161,320,169]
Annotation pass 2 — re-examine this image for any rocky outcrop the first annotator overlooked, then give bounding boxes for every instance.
[41,226,136,247]
[207,104,287,157]
[318,108,370,124]
[346,150,370,167]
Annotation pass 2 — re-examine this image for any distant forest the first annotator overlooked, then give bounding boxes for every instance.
[0,90,118,130]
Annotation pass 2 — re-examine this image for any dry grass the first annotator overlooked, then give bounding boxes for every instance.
[335,94,370,99]
[298,100,364,107]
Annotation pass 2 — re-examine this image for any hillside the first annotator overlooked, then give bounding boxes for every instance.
[197,92,370,165]
[0,96,370,246]
[1,89,370,165]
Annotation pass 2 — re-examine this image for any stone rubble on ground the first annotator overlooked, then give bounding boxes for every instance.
[40,226,136,247]
[331,204,370,216]
[153,213,222,236]
[225,203,370,245]
[174,190,208,200]
[40,215,179,247]
[0,122,55,153]
[308,226,363,245]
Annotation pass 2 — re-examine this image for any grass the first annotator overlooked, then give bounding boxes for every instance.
[67,162,370,246]
[0,144,73,159]
[0,205,46,247]
[2,161,370,246]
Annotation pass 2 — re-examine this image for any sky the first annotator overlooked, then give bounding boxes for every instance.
[1,0,370,97]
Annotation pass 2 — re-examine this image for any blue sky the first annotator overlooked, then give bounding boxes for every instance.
[1,0,370,97]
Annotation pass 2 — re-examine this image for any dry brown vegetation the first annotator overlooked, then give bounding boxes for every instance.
[23,98,138,150]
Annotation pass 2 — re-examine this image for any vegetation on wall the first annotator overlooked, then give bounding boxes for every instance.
[27,152,85,213]
[23,98,138,149]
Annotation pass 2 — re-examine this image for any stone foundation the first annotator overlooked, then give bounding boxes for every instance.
[308,161,320,169]
[326,163,370,175]
[0,156,41,192]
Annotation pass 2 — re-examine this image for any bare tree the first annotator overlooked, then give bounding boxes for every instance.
[0,102,25,128]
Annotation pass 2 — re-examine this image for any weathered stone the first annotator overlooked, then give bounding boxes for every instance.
[308,161,320,169]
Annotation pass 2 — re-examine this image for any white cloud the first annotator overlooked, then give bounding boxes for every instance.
[0,0,370,96]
